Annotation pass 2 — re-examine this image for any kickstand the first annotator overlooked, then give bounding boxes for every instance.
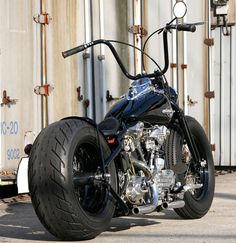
[104,182,130,216]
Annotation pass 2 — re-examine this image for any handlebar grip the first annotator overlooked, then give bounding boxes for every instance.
[62,45,86,58]
[177,24,196,32]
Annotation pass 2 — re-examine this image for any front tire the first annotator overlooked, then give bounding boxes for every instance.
[166,116,215,219]
[28,119,117,240]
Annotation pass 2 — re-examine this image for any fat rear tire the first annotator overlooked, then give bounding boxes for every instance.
[28,119,117,240]
[166,116,215,219]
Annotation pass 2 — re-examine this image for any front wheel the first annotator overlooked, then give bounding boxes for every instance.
[165,116,215,219]
[28,119,117,240]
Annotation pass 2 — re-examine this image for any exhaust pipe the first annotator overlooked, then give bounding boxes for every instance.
[132,183,158,215]
[162,200,185,210]
[130,156,152,180]
[130,156,158,215]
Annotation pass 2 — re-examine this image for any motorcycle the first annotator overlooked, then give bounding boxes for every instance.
[28,2,215,241]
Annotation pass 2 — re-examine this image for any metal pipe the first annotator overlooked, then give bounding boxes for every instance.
[229,26,232,166]
[98,0,107,117]
[171,0,178,90]
[176,18,180,95]
[84,0,93,119]
[132,183,158,215]
[219,28,222,165]
[40,0,48,128]
[207,0,214,149]
[133,0,142,75]
[130,155,152,180]
[161,200,185,209]
[90,0,96,120]
[230,25,236,166]
[183,0,188,115]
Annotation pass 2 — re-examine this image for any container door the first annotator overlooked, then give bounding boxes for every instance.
[0,0,39,184]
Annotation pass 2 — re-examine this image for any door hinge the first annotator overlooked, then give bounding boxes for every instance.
[205,91,215,99]
[187,95,198,106]
[181,64,188,69]
[211,144,216,151]
[34,84,54,96]
[128,25,148,37]
[106,90,120,102]
[33,13,52,25]
[76,86,83,101]
[204,38,214,47]
[170,63,177,68]
[1,90,18,106]
[83,99,90,108]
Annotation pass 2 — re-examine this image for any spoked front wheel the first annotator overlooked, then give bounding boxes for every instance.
[165,116,215,219]
[28,119,117,240]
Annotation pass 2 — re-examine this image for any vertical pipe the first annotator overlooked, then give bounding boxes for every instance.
[40,0,48,129]
[98,0,106,117]
[84,0,93,119]
[230,25,235,166]
[219,28,222,165]
[229,26,232,166]
[183,0,188,114]
[175,0,182,107]
[171,0,177,90]
[133,0,142,74]
[90,0,96,120]
[176,29,179,95]
[207,0,214,147]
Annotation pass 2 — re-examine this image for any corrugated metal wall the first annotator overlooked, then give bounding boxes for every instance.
[211,25,236,166]
[0,0,38,179]
[1,0,236,181]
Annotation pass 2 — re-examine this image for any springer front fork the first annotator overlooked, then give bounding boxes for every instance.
[172,104,201,172]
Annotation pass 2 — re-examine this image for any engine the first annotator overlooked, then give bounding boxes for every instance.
[120,121,179,214]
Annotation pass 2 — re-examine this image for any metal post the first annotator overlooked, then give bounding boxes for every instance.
[171,0,177,90]
[133,0,142,75]
[183,0,188,115]
[40,0,48,129]
[84,0,93,119]
[207,0,215,154]
[98,0,107,118]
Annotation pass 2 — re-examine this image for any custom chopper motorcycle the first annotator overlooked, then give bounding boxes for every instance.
[28,2,215,241]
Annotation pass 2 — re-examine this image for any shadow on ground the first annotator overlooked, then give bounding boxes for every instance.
[214,192,236,201]
[0,185,18,199]
[0,202,169,241]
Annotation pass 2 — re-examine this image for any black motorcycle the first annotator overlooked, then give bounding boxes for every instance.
[28,2,215,241]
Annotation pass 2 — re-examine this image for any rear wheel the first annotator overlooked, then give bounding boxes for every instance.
[165,116,215,219]
[28,119,117,240]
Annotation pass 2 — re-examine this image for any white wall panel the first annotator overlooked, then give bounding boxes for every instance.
[212,24,236,166]
[1,0,236,181]
[47,0,84,122]
[185,0,206,127]
[0,0,38,177]
[231,25,236,165]
[144,0,172,81]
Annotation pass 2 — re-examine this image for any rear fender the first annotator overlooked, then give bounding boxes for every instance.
[61,116,97,127]
[17,157,29,194]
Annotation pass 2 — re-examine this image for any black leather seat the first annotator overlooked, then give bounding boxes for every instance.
[98,117,120,136]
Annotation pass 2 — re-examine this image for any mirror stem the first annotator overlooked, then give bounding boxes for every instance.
[167,17,177,26]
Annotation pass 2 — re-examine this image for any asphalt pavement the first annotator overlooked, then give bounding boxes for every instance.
[0,171,236,243]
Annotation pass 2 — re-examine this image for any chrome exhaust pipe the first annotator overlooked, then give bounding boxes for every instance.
[130,156,158,215]
[130,155,152,180]
[162,200,185,210]
[132,184,158,215]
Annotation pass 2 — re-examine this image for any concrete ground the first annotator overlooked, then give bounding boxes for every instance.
[0,171,236,243]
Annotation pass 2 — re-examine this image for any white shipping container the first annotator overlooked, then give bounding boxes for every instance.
[1,0,236,186]
[0,0,38,184]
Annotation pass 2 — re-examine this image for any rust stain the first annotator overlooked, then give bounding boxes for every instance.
[0,170,17,176]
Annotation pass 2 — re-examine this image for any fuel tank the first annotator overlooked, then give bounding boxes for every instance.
[105,91,173,125]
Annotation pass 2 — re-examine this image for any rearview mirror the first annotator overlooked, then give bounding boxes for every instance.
[173,2,187,19]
